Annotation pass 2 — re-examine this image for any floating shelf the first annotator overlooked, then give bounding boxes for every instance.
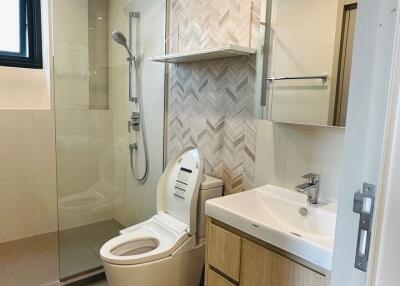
[150,45,256,64]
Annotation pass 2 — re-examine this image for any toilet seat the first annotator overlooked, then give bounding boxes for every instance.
[100,212,189,265]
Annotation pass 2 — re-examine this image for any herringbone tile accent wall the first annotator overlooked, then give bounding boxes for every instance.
[167,0,260,194]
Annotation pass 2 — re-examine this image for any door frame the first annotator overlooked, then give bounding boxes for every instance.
[331,0,400,284]
[368,2,400,284]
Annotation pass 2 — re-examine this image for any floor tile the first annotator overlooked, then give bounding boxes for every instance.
[84,279,108,286]
[0,220,122,285]
[0,233,58,286]
[59,220,122,279]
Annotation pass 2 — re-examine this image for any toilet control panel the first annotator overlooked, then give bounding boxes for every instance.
[160,147,203,235]
[174,167,192,200]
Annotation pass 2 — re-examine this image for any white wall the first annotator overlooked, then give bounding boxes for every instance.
[0,110,57,243]
[0,68,51,109]
[371,3,400,282]
[0,0,57,243]
[255,120,345,202]
[109,0,165,227]
[374,74,400,285]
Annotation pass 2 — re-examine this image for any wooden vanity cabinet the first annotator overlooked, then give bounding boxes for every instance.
[207,268,236,286]
[241,239,326,286]
[205,217,330,286]
[207,222,241,281]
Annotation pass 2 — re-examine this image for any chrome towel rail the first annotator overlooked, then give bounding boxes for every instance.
[266,75,328,81]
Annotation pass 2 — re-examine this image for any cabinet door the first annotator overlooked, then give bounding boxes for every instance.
[241,239,326,286]
[207,222,241,281]
[207,268,236,286]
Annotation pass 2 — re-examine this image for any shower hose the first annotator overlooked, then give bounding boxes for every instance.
[129,59,149,183]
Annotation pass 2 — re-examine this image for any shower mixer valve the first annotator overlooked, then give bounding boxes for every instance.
[128,112,140,132]
[131,111,140,121]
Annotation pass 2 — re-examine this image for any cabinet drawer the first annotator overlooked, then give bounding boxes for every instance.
[207,222,241,281]
[207,268,236,286]
[241,239,326,286]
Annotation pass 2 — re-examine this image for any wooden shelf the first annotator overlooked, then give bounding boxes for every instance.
[150,45,256,64]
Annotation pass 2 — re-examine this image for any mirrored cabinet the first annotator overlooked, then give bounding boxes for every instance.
[257,0,358,127]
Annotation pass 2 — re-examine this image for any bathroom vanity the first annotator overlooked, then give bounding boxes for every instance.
[205,185,336,286]
[205,217,330,286]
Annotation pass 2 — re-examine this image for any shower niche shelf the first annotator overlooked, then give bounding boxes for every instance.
[150,45,256,64]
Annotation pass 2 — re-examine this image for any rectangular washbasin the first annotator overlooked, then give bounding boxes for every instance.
[205,184,337,270]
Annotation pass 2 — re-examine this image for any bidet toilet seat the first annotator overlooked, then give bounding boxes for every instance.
[100,212,189,265]
[100,148,224,286]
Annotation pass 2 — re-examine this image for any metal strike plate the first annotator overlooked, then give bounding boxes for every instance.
[353,183,376,272]
[353,191,363,213]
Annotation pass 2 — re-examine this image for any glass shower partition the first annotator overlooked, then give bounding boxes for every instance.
[53,0,166,280]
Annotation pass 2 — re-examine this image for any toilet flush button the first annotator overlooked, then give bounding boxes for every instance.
[175,181,187,190]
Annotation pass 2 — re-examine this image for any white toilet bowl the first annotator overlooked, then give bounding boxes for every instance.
[101,213,205,285]
[100,147,223,286]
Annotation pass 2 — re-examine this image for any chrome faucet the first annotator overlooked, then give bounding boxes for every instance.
[295,173,320,204]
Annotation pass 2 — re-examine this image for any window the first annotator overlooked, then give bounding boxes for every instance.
[0,0,42,69]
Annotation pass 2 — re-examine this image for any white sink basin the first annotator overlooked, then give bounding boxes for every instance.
[205,184,337,270]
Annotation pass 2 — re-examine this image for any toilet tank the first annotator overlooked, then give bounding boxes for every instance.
[197,175,223,239]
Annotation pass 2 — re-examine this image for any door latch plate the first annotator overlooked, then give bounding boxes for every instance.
[353,183,376,272]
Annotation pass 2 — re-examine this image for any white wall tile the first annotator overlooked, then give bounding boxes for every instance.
[109,0,166,227]
[254,120,287,187]
[33,110,56,175]
[0,109,58,243]
[0,177,37,242]
[0,110,34,181]
[34,172,58,234]
[57,169,98,198]
[283,125,344,202]
[255,120,345,203]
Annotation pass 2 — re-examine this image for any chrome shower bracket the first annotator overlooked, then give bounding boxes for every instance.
[130,11,140,18]
[129,96,138,103]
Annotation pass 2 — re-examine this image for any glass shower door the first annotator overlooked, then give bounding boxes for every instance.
[53,0,165,280]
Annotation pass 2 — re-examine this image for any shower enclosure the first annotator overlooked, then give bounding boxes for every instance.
[53,0,166,280]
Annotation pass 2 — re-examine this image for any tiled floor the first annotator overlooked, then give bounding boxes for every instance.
[0,232,59,286]
[0,220,122,286]
[84,279,108,286]
[59,220,123,279]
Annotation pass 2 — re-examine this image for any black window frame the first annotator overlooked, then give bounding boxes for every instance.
[0,0,43,69]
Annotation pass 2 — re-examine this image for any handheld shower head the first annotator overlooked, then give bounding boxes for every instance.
[112,31,135,60]
[112,31,127,46]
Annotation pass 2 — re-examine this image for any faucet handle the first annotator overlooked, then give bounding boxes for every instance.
[302,173,320,185]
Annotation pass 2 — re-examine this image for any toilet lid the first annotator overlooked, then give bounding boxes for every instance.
[156,147,204,236]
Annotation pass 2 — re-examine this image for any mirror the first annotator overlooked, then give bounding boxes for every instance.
[259,0,358,127]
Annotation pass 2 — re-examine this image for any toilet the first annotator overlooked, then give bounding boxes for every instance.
[100,147,223,286]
